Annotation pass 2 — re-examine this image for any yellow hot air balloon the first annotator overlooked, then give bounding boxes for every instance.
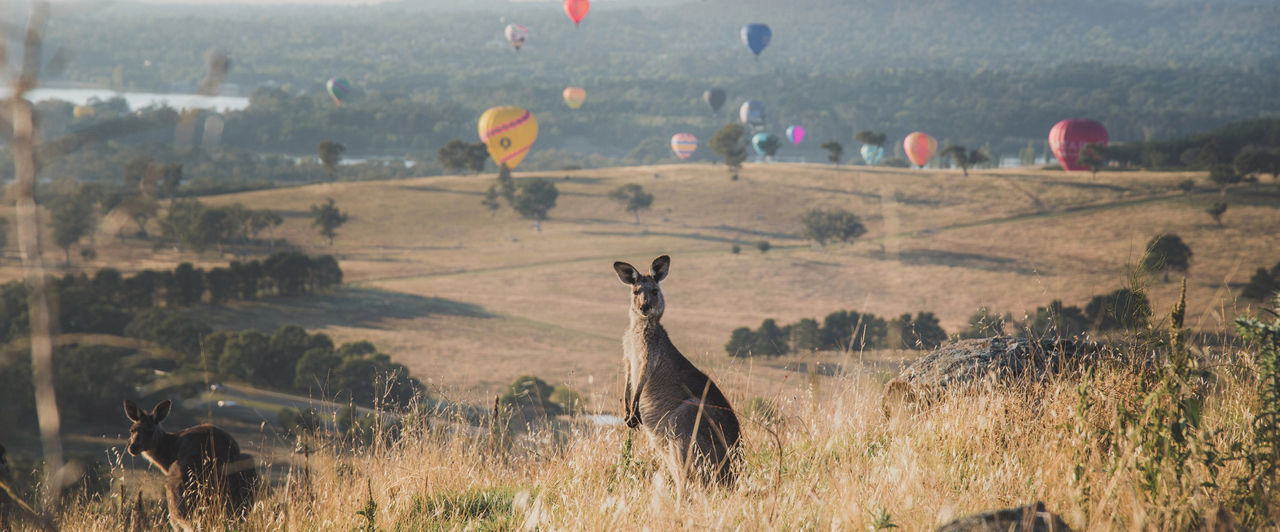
[562,87,586,109]
[73,105,96,119]
[478,106,538,170]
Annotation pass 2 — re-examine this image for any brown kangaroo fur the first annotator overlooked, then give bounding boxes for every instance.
[123,399,257,531]
[615,255,740,486]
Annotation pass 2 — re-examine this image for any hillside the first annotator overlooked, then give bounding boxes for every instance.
[6,163,1275,404]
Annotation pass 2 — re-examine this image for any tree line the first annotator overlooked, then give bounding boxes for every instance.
[726,309,948,357]
[0,253,341,346]
[0,256,431,437]
[727,285,1163,357]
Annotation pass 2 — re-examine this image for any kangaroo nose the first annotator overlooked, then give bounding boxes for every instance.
[640,304,651,313]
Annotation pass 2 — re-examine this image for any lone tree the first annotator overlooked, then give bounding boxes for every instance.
[608,184,654,224]
[939,145,989,177]
[1078,143,1108,177]
[709,123,749,170]
[1233,147,1267,180]
[438,140,491,175]
[511,178,558,231]
[1140,233,1192,281]
[49,190,97,265]
[437,139,473,174]
[1208,164,1242,195]
[310,197,349,245]
[318,141,346,182]
[820,141,844,167]
[1206,201,1228,226]
[799,208,867,248]
[250,209,284,254]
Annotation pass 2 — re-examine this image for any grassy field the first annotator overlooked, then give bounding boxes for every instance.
[4,163,1278,529]
[3,163,1277,405]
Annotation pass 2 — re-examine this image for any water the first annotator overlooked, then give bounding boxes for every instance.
[0,87,250,112]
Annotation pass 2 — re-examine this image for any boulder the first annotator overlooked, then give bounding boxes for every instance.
[935,502,1073,532]
[883,336,1111,414]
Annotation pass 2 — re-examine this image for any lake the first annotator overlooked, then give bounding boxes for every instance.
[0,87,250,112]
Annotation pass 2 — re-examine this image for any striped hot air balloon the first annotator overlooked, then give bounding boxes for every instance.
[671,133,697,160]
[325,77,351,106]
[563,87,586,109]
[478,106,538,170]
[903,132,938,167]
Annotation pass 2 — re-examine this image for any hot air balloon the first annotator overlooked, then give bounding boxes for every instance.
[752,132,779,157]
[703,88,726,114]
[505,23,529,52]
[564,0,590,27]
[671,133,697,160]
[786,126,805,145]
[563,87,586,109]
[902,132,938,167]
[741,24,771,56]
[478,106,538,171]
[72,105,96,119]
[739,100,765,127]
[860,144,884,166]
[1048,119,1108,171]
[326,78,351,106]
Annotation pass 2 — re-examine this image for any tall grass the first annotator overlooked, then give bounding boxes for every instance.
[35,328,1274,530]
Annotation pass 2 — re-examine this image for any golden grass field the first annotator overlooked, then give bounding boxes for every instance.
[49,350,1269,530]
[3,163,1279,530]
[3,163,1277,405]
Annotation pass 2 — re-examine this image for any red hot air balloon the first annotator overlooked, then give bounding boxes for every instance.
[1048,119,1108,171]
[902,132,938,167]
[564,0,590,27]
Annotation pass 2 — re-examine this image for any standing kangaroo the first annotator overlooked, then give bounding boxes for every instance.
[123,399,257,532]
[615,255,740,486]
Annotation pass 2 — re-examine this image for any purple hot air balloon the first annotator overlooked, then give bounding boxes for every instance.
[786,126,805,145]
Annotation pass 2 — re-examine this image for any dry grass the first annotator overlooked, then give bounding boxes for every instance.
[46,344,1267,530]
[3,164,1276,405]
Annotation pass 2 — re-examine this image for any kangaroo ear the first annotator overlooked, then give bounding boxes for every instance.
[124,400,143,422]
[152,399,172,423]
[614,261,641,285]
[650,255,670,282]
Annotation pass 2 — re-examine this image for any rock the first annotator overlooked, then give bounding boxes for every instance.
[935,502,1073,532]
[883,336,1111,414]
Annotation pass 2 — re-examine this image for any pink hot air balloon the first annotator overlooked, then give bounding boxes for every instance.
[1048,119,1108,171]
[786,126,805,145]
[564,0,590,27]
[902,132,938,167]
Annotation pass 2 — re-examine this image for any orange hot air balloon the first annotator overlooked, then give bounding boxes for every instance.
[902,132,938,167]
[564,0,590,27]
[563,87,586,109]
[478,106,538,170]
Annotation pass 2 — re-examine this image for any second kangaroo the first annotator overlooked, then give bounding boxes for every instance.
[614,255,740,485]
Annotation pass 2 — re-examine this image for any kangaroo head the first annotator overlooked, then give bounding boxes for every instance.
[614,255,670,320]
[123,399,172,456]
